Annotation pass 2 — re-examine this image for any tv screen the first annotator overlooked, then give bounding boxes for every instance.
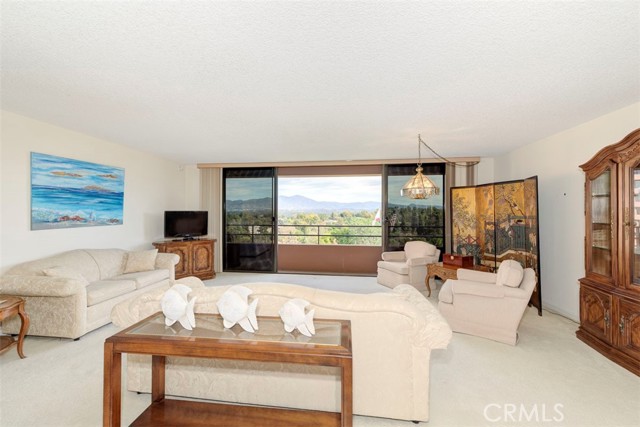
[164,211,208,239]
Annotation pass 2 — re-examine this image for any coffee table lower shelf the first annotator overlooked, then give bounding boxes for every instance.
[130,399,341,427]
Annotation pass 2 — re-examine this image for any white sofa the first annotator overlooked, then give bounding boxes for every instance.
[111,279,452,422]
[0,248,179,339]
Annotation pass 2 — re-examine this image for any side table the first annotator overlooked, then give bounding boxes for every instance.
[425,263,459,297]
[0,296,29,358]
[425,262,492,296]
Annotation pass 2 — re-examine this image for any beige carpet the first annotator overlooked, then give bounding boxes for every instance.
[1,273,638,426]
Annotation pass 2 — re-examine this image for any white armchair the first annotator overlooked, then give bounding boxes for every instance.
[437,260,537,345]
[376,241,441,291]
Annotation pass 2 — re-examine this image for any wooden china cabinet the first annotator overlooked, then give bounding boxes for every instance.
[578,128,640,376]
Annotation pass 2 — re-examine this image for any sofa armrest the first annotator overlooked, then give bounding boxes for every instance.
[0,275,85,297]
[381,251,406,262]
[111,277,205,328]
[392,284,452,350]
[503,286,532,299]
[155,252,180,280]
[155,252,179,269]
[456,269,497,283]
[452,280,505,298]
[111,286,169,328]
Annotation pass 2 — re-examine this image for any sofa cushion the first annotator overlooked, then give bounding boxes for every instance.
[111,269,170,290]
[377,260,409,275]
[496,260,524,288]
[124,249,158,274]
[42,266,89,286]
[86,280,136,306]
[7,250,101,282]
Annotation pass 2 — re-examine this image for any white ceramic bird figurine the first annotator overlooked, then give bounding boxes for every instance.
[279,298,315,337]
[161,284,197,330]
[216,285,259,333]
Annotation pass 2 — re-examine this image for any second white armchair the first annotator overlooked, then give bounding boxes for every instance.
[437,260,537,345]
[377,241,441,292]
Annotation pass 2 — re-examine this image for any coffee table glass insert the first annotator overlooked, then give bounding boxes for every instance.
[127,312,343,346]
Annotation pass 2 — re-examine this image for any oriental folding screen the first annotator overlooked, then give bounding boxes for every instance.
[451,176,541,315]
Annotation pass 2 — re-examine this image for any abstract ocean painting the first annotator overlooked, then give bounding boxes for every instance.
[31,152,124,230]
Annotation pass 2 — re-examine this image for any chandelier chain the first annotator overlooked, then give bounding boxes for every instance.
[418,134,480,167]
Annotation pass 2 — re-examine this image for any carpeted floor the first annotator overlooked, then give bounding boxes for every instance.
[1,273,638,426]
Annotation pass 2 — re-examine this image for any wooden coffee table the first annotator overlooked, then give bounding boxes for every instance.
[0,295,30,358]
[104,312,352,427]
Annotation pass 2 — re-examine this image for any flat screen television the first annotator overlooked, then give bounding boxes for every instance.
[164,211,208,240]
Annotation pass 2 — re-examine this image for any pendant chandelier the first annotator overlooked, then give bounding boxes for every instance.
[401,135,441,199]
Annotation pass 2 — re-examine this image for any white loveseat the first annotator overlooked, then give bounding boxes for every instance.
[0,248,178,339]
[111,279,452,422]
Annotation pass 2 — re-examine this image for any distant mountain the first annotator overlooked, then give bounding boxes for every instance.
[279,195,379,212]
[226,195,380,213]
[226,197,272,212]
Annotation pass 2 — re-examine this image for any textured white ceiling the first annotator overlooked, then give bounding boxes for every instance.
[1,1,639,165]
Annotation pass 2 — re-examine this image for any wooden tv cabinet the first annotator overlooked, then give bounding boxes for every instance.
[153,238,215,280]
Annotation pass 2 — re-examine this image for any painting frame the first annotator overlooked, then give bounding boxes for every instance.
[30,152,125,230]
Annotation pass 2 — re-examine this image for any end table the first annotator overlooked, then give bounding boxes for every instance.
[425,262,492,296]
[425,263,459,297]
[0,296,30,358]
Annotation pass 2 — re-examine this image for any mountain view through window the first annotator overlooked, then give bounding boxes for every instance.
[278,176,382,245]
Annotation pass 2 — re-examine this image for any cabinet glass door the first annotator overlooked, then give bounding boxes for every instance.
[589,169,613,278]
[631,166,640,286]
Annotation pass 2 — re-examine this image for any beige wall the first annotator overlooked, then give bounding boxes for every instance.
[490,102,640,321]
[476,157,495,185]
[0,111,188,273]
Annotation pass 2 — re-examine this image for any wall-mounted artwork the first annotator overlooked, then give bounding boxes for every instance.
[31,152,124,230]
[451,176,541,315]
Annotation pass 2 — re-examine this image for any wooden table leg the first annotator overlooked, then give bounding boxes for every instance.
[16,301,29,359]
[341,358,353,427]
[103,342,121,427]
[151,355,166,403]
[425,273,434,297]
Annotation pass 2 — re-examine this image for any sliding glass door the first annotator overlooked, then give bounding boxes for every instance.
[221,164,445,272]
[223,168,276,272]
[384,164,445,253]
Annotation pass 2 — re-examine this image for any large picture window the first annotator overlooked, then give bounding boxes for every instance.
[278,175,382,246]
